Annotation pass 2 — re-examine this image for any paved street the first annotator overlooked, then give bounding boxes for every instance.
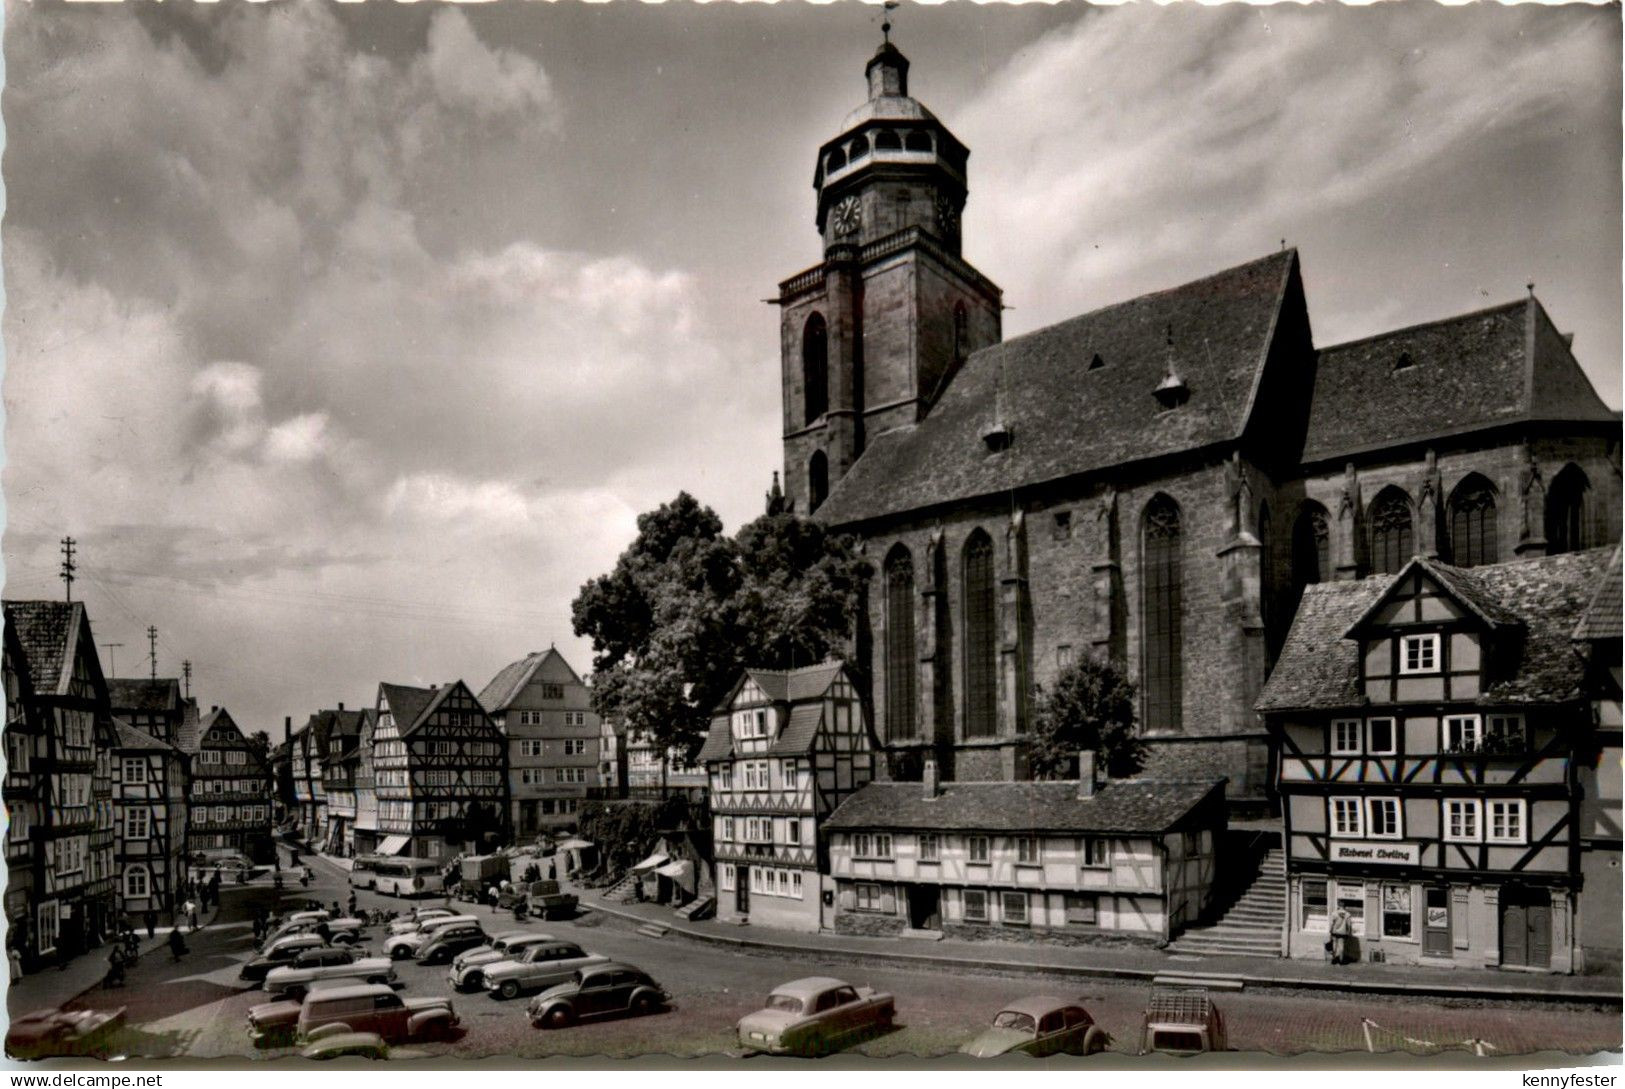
[12,851,1618,1062]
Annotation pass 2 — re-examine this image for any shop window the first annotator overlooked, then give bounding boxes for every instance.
[1381,884,1413,939]
[1301,878,1329,931]
[1335,881,1367,937]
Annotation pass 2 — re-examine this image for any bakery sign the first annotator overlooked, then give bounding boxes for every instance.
[1331,841,1419,865]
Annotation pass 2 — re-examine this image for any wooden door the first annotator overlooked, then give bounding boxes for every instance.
[1500,886,1551,968]
[1422,887,1452,957]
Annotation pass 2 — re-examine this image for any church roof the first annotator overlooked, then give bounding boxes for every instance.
[1258,548,1614,713]
[815,250,1299,527]
[1302,297,1617,465]
[824,778,1224,835]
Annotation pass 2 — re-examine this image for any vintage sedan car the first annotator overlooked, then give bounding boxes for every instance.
[1138,989,1227,1055]
[241,934,331,982]
[386,907,457,935]
[526,963,667,1029]
[960,996,1108,1058]
[263,917,364,949]
[299,1031,388,1061]
[248,983,458,1049]
[264,948,398,1000]
[383,915,479,958]
[416,923,488,965]
[6,1007,127,1060]
[447,932,555,992]
[483,939,609,1000]
[736,977,896,1056]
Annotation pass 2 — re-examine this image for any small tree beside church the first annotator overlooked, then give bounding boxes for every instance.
[1029,654,1146,781]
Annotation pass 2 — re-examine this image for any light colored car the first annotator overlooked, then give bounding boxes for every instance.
[960,996,1108,1058]
[736,976,896,1056]
[447,932,555,992]
[6,1007,127,1060]
[248,983,458,1049]
[482,939,609,1000]
[386,907,456,936]
[300,1031,389,1061]
[383,914,479,959]
[264,949,397,1000]
[1138,989,1227,1055]
[263,917,364,950]
[526,963,667,1029]
[241,934,330,982]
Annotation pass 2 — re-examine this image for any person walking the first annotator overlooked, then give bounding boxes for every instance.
[143,909,157,940]
[1329,907,1353,965]
[184,898,199,933]
[8,946,22,984]
[167,928,187,962]
[346,892,357,918]
[103,946,126,989]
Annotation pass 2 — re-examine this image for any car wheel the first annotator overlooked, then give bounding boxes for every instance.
[367,976,389,986]
[465,972,483,991]
[545,1006,574,1030]
[390,947,410,960]
[500,980,521,1001]
[631,993,656,1017]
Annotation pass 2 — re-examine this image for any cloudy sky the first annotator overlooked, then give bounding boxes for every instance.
[3,1,1618,736]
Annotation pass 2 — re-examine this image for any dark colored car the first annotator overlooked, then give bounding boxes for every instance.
[526,880,579,921]
[415,923,488,965]
[527,963,667,1029]
[248,983,457,1049]
[7,1007,127,1060]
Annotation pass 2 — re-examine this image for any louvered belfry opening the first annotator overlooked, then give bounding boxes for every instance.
[962,531,997,739]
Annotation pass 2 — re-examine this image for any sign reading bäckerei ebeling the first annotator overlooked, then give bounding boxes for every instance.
[1330,841,1420,865]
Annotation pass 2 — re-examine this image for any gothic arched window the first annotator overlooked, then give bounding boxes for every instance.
[962,531,997,740]
[803,313,828,426]
[1141,496,1183,733]
[884,547,917,742]
[1292,503,1330,589]
[1546,464,1591,555]
[1368,487,1414,575]
[953,301,969,363]
[1448,474,1498,568]
[808,451,829,514]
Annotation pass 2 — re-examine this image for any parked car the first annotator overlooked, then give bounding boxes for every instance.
[483,939,610,1000]
[242,934,331,982]
[384,915,480,959]
[736,976,896,1056]
[248,983,458,1049]
[6,1007,127,1060]
[264,948,398,1000]
[300,1031,389,1061]
[416,923,488,965]
[1138,989,1227,1055]
[447,932,555,992]
[387,907,456,936]
[960,996,1108,1058]
[526,963,668,1029]
[526,880,578,920]
[262,918,364,950]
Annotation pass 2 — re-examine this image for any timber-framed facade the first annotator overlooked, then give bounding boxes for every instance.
[373,680,508,860]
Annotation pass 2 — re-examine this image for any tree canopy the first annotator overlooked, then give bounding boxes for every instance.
[572,490,865,761]
[1028,653,1146,780]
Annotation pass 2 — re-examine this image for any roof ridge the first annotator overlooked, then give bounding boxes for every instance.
[1317,297,1530,356]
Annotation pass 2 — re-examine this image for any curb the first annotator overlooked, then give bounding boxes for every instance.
[584,900,1621,1007]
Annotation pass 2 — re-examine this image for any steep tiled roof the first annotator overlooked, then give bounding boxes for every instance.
[824,778,1224,834]
[816,251,1297,526]
[770,703,824,756]
[199,707,249,742]
[107,678,183,714]
[1344,556,1523,637]
[112,716,180,754]
[1303,299,1616,465]
[477,654,542,713]
[3,600,83,695]
[1258,549,1614,713]
[1575,549,1623,643]
[698,662,852,763]
[379,682,456,735]
[696,718,733,765]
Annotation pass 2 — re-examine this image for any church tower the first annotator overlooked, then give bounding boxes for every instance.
[777,38,1003,515]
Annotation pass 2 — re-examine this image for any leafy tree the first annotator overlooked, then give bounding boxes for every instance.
[1029,654,1146,780]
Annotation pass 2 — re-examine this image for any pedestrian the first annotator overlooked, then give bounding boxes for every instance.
[346,892,357,917]
[633,876,645,904]
[1329,907,1353,965]
[184,898,199,933]
[167,928,187,962]
[104,946,126,989]
[487,884,500,913]
[8,946,22,984]
[143,909,157,940]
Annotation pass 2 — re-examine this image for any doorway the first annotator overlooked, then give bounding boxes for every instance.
[907,885,941,930]
[736,866,750,916]
[1499,885,1552,969]
[1422,886,1452,957]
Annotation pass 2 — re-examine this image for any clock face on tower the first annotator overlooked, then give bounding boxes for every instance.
[832,195,862,238]
[935,194,960,244]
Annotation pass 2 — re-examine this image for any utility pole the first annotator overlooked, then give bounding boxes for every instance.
[182,660,192,699]
[59,537,77,602]
[102,643,124,678]
[147,626,159,681]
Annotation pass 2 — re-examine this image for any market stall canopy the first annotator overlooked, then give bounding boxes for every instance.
[631,852,669,874]
[377,835,410,856]
[654,859,696,893]
[556,838,594,851]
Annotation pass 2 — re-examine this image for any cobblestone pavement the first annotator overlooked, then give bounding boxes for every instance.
[24,853,1622,1063]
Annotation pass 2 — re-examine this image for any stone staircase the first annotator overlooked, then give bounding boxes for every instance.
[635,922,671,939]
[601,873,640,904]
[1166,846,1285,959]
[675,896,714,922]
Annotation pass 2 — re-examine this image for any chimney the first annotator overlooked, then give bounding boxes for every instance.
[284,716,291,743]
[338,702,345,712]
[922,756,940,799]
[211,705,218,713]
[1078,751,1097,799]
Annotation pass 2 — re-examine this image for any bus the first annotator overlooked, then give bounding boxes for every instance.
[347,854,390,891]
[371,857,444,898]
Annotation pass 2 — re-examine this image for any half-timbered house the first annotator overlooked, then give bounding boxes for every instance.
[824,758,1224,941]
[372,681,508,860]
[697,661,878,932]
[289,711,331,844]
[108,678,189,750]
[2,600,119,967]
[188,707,275,864]
[353,708,380,855]
[319,708,365,856]
[112,718,188,915]
[477,649,600,835]
[1259,548,1619,972]
[1573,548,1622,972]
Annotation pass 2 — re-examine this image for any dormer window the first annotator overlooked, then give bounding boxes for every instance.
[1394,351,1415,371]
[1399,633,1439,674]
[1089,353,1105,370]
[982,423,1013,452]
[1153,369,1188,409]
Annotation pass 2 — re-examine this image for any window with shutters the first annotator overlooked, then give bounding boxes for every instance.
[884,547,917,741]
[1141,495,1183,732]
[1448,475,1498,567]
[1368,488,1415,575]
[963,531,997,739]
